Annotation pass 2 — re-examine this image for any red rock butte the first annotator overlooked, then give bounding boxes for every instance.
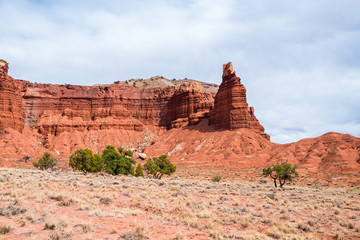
[0,59,359,176]
[209,62,269,140]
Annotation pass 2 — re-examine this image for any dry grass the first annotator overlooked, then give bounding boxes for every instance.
[0,223,13,234]
[0,167,359,239]
[121,226,148,240]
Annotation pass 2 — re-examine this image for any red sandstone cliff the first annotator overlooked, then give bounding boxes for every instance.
[0,60,219,159]
[209,62,269,140]
[0,60,24,132]
[165,81,214,128]
[0,60,359,176]
[0,61,267,140]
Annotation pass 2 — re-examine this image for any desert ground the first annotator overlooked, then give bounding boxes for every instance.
[1,166,360,240]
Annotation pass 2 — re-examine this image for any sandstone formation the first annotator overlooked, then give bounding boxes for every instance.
[0,60,359,176]
[209,62,269,140]
[0,75,215,153]
[165,81,214,128]
[0,60,219,158]
[0,60,24,132]
[19,79,215,135]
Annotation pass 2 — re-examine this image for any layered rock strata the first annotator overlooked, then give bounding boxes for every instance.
[0,61,268,141]
[209,62,269,140]
[0,60,270,157]
[0,60,359,176]
[0,60,24,132]
[16,82,216,150]
[165,82,214,128]
[0,61,218,140]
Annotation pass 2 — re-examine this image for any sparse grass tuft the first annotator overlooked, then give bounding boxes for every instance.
[173,232,185,240]
[297,222,311,232]
[82,222,92,233]
[46,219,72,240]
[267,226,282,239]
[49,194,64,202]
[44,221,56,230]
[212,175,222,183]
[0,205,26,216]
[334,234,345,240]
[0,223,13,235]
[121,226,148,240]
[99,197,112,205]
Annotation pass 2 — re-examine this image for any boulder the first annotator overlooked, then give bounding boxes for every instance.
[138,153,147,160]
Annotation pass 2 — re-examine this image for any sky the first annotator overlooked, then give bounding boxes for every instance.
[0,0,359,143]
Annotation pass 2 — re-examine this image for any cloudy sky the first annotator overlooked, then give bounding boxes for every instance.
[1,0,359,143]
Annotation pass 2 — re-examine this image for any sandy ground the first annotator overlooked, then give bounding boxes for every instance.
[0,167,360,240]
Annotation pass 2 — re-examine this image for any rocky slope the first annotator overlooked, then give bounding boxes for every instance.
[0,59,359,175]
[145,123,360,175]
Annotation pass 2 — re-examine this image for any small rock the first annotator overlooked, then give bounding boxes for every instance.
[219,196,229,201]
[138,153,147,159]
[260,179,268,184]
[266,193,276,200]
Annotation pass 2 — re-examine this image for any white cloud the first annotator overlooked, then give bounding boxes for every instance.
[0,0,359,143]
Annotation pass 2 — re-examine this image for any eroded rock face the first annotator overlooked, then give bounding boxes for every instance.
[0,60,24,132]
[19,81,215,139]
[209,62,269,140]
[0,62,217,151]
[1,61,267,141]
[1,60,359,176]
[165,81,214,128]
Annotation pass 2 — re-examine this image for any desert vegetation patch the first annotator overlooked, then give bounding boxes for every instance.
[1,167,359,239]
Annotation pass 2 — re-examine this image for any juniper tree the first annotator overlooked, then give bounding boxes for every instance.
[263,162,298,188]
[135,163,144,177]
[69,149,104,173]
[33,152,57,170]
[144,154,176,179]
[102,145,135,175]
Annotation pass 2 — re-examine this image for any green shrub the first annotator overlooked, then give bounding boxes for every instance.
[124,150,133,157]
[143,159,157,176]
[212,175,222,183]
[118,147,124,154]
[69,149,104,173]
[263,162,298,188]
[135,163,144,177]
[144,154,176,179]
[33,152,57,170]
[102,145,135,175]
